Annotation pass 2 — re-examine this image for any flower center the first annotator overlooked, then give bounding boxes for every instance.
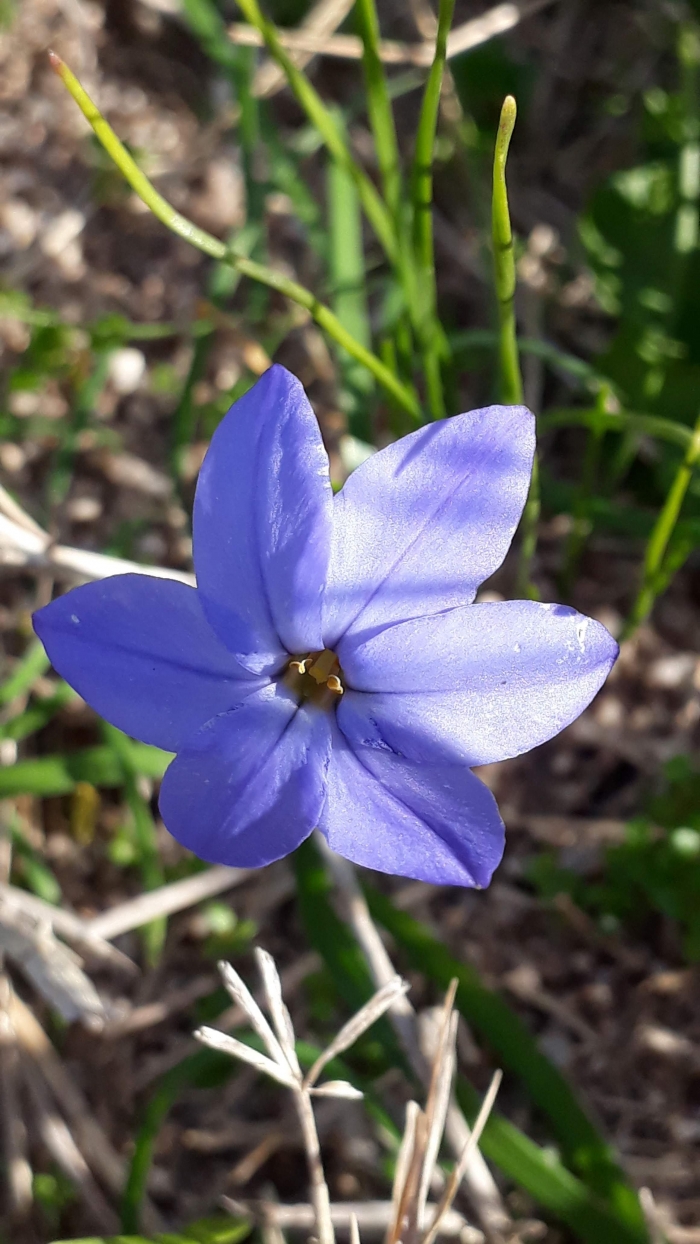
[284,648,344,709]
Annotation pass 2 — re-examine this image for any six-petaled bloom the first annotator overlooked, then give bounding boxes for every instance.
[33,366,618,887]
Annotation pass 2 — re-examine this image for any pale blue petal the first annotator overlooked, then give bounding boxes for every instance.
[158,684,332,867]
[337,600,618,766]
[320,723,503,887]
[33,575,260,752]
[323,405,534,648]
[194,365,332,672]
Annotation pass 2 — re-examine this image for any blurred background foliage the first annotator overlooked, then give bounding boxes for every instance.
[2,2,700,1243]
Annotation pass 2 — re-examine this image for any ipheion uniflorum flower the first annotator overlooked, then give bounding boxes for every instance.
[34,366,618,886]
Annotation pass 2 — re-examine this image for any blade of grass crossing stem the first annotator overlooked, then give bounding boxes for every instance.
[622,407,700,638]
[410,0,456,420]
[49,52,420,420]
[232,0,397,265]
[294,841,648,1244]
[492,97,539,597]
[327,112,375,441]
[102,725,166,964]
[0,639,50,707]
[364,885,647,1235]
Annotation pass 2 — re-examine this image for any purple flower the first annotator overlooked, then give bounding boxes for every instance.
[33,366,617,887]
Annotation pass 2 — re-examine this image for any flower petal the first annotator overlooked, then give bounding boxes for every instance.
[320,722,503,887]
[158,684,332,868]
[337,600,618,766]
[33,575,258,752]
[323,405,534,647]
[194,365,332,672]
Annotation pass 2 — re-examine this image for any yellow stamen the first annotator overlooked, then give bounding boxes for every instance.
[308,648,339,685]
[326,674,343,696]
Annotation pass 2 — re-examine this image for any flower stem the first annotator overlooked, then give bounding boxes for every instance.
[492,96,539,598]
[622,407,700,639]
[48,51,421,422]
[491,96,522,408]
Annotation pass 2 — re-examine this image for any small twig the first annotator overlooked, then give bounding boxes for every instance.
[221,1198,483,1241]
[0,977,33,1220]
[253,0,355,97]
[9,988,164,1231]
[0,884,135,973]
[0,900,106,1028]
[85,864,248,940]
[23,1055,120,1232]
[0,510,195,586]
[229,0,558,68]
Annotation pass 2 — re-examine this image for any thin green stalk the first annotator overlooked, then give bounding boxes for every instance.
[492,97,538,596]
[354,0,402,218]
[410,0,455,419]
[0,639,50,708]
[622,408,700,639]
[103,724,166,964]
[492,96,522,406]
[231,0,397,264]
[49,52,421,421]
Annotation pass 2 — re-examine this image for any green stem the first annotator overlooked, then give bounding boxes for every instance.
[491,96,522,406]
[410,0,455,420]
[492,96,538,596]
[0,639,50,708]
[49,51,421,422]
[231,0,397,264]
[622,408,700,639]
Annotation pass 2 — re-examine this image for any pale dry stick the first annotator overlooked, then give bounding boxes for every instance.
[222,1198,484,1241]
[0,883,136,973]
[320,845,511,1242]
[197,956,338,1244]
[85,864,249,940]
[0,977,33,1220]
[229,0,558,68]
[253,0,355,97]
[8,988,165,1232]
[423,1072,503,1244]
[22,1054,121,1232]
[0,899,106,1027]
[0,510,195,585]
[134,948,316,1088]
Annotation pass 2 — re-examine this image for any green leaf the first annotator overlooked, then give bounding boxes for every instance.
[50,1215,251,1244]
[0,742,172,798]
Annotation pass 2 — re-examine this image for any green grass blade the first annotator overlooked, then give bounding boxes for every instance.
[103,725,166,963]
[327,112,375,441]
[0,680,76,742]
[492,96,522,406]
[0,638,50,707]
[491,95,539,597]
[233,0,397,264]
[354,0,402,218]
[0,743,171,798]
[410,0,455,419]
[622,407,700,638]
[50,53,419,419]
[365,885,647,1235]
